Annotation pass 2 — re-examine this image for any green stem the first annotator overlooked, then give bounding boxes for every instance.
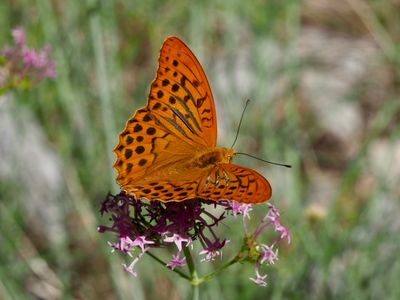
[88,8,118,192]
[146,251,190,280]
[199,255,241,283]
[182,247,201,299]
[148,247,243,295]
[184,246,196,276]
[192,284,199,300]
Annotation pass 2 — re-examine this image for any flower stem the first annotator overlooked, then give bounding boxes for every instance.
[183,247,198,281]
[200,255,241,283]
[182,247,201,299]
[192,284,199,300]
[146,251,190,280]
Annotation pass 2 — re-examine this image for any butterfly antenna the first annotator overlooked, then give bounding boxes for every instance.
[236,152,292,168]
[231,99,251,148]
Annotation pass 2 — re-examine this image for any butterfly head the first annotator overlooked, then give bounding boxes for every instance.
[221,147,236,164]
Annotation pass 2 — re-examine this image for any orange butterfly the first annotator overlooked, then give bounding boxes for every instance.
[114,37,271,204]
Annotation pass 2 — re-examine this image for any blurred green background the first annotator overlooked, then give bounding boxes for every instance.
[1,0,400,299]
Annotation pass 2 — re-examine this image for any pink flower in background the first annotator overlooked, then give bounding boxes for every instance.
[0,27,56,93]
[11,27,26,46]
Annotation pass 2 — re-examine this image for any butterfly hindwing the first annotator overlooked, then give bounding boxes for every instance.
[123,180,200,202]
[121,163,271,204]
[197,164,272,203]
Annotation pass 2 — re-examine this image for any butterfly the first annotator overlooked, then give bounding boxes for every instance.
[114,36,271,204]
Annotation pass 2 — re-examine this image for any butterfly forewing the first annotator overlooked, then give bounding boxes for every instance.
[114,108,194,186]
[114,36,218,186]
[148,37,217,147]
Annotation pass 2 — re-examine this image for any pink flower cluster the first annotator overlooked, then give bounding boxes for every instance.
[98,192,291,286]
[1,27,55,91]
[248,203,291,286]
[99,192,230,273]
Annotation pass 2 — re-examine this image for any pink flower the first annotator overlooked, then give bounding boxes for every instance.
[11,27,26,46]
[122,248,147,277]
[264,203,280,224]
[131,236,155,253]
[1,27,56,92]
[119,236,135,254]
[163,233,189,252]
[275,223,291,244]
[122,263,138,277]
[199,239,230,262]
[259,244,278,265]
[111,236,155,255]
[254,203,291,244]
[166,253,186,270]
[1,46,12,57]
[227,201,252,218]
[22,49,40,67]
[249,269,268,287]
[44,62,56,78]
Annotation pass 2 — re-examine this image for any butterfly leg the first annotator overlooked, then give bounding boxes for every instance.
[203,169,231,189]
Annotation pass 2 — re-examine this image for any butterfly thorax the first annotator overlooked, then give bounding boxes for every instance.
[187,147,235,169]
